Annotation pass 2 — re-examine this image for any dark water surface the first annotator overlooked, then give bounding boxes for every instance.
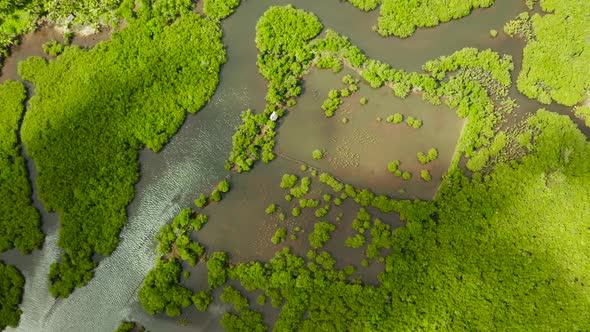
[2,1,584,331]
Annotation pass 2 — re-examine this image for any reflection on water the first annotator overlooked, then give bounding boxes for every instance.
[3,0,580,331]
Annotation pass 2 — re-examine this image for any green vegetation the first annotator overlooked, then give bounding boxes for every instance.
[256,294,266,305]
[156,208,207,256]
[221,286,249,312]
[511,0,590,105]
[386,113,403,123]
[226,109,277,172]
[210,189,222,202]
[192,290,213,311]
[405,116,422,128]
[115,321,135,332]
[417,148,438,164]
[203,0,240,20]
[45,0,124,27]
[0,1,37,57]
[222,110,590,331]
[20,7,226,298]
[489,29,498,37]
[402,171,412,180]
[289,177,311,197]
[138,258,192,317]
[291,207,301,217]
[0,81,43,254]
[319,173,344,192]
[280,174,298,189]
[207,251,229,289]
[151,7,590,331]
[115,321,144,332]
[221,309,267,332]
[346,0,380,11]
[345,234,366,248]
[271,228,287,244]
[218,180,231,193]
[504,12,533,41]
[360,97,368,105]
[309,221,336,249]
[314,205,330,218]
[353,0,495,38]
[42,40,65,56]
[0,262,24,330]
[195,194,207,208]
[387,160,400,173]
[573,105,590,127]
[322,89,342,117]
[176,235,205,266]
[312,149,324,159]
[420,169,432,181]
[265,204,276,214]
[227,6,322,171]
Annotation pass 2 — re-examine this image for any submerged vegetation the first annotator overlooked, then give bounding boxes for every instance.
[0,81,43,254]
[19,3,226,298]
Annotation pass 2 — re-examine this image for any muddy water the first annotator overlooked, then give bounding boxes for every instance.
[276,66,464,200]
[1,0,581,331]
[0,26,112,84]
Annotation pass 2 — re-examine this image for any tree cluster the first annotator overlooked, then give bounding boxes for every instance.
[0,81,44,254]
[0,262,24,330]
[289,177,311,197]
[417,148,438,164]
[512,1,590,106]
[376,0,494,38]
[221,286,249,312]
[138,258,192,317]
[227,6,323,171]
[203,0,240,20]
[309,221,336,249]
[322,89,342,117]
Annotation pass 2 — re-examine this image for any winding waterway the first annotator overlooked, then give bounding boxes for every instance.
[2,1,587,331]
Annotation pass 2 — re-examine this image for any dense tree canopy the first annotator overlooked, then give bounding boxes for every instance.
[0,0,38,57]
[203,0,240,20]
[513,0,590,105]
[0,80,44,254]
[138,258,192,317]
[0,262,25,330]
[345,0,494,38]
[19,6,226,298]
